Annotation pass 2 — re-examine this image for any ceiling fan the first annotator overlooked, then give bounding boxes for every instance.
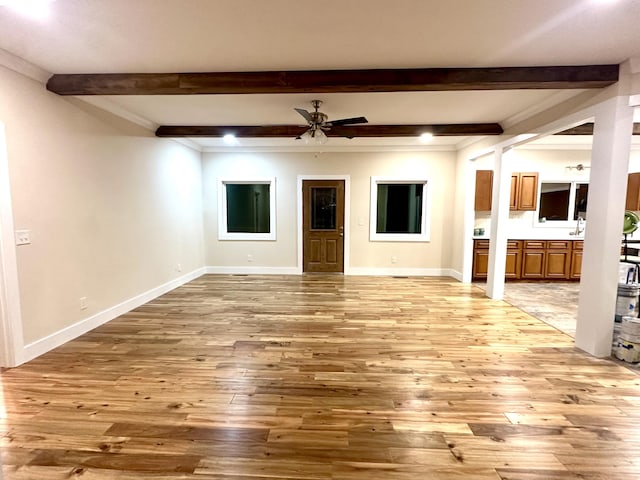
[294,100,368,143]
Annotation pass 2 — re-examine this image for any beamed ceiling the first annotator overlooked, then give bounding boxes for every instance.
[1,1,640,150]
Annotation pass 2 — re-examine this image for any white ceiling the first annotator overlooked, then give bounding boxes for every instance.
[1,0,639,150]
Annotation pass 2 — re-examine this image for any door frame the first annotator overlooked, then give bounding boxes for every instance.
[297,175,350,274]
[0,123,24,368]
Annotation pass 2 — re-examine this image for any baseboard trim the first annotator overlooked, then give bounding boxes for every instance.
[449,269,464,282]
[205,266,300,275]
[21,267,206,364]
[347,267,455,277]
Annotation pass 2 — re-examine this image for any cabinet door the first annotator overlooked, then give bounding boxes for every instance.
[626,172,640,211]
[474,170,493,211]
[545,250,571,279]
[509,174,518,210]
[570,250,583,279]
[522,250,545,278]
[505,249,522,279]
[473,249,489,279]
[517,172,539,211]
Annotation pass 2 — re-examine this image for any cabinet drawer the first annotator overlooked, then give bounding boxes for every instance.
[524,240,546,249]
[507,240,522,250]
[474,240,490,249]
[547,240,570,250]
[573,240,584,250]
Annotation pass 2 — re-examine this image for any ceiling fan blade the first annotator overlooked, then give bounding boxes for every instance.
[327,116,368,127]
[295,108,313,124]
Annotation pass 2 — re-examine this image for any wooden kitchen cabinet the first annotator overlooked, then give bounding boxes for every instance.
[545,240,571,279]
[473,238,580,280]
[505,240,523,279]
[474,170,538,211]
[472,239,522,279]
[511,172,538,211]
[626,172,640,211]
[474,170,493,211]
[521,240,546,279]
[472,240,490,279]
[570,240,583,279]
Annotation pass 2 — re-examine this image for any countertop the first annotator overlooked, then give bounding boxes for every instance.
[473,234,584,241]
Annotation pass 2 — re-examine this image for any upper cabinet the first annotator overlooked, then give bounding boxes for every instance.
[626,172,640,211]
[512,172,538,211]
[474,170,538,212]
[474,170,493,211]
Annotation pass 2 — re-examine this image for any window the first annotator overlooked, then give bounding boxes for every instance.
[537,181,588,225]
[370,177,430,242]
[218,178,276,240]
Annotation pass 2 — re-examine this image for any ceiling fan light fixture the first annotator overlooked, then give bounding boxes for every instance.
[301,128,328,145]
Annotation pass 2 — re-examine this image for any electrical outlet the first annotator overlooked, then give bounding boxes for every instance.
[247,254,254,263]
[176,263,182,272]
[391,256,398,264]
[80,297,88,310]
[15,230,31,246]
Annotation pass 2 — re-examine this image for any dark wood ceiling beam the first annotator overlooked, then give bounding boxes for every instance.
[556,122,640,135]
[155,123,504,138]
[47,65,619,95]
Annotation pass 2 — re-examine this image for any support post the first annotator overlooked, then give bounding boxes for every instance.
[486,148,511,300]
[575,96,634,357]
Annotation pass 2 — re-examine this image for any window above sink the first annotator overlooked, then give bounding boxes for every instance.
[537,181,588,227]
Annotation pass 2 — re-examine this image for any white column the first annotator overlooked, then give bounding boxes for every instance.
[486,148,511,300]
[575,96,634,357]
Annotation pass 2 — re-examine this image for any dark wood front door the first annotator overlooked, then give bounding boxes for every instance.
[303,180,345,273]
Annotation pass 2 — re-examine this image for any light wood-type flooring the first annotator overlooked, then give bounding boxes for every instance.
[2,274,640,479]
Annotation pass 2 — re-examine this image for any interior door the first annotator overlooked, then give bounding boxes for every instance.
[303,180,345,273]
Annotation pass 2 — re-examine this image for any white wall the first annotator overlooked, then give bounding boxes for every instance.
[202,150,457,274]
[0,65,205,353]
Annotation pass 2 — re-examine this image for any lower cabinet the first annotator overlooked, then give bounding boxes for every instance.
[473,240,522,279]
[570,241,583,279]
[473,239,583,280]
[521,240,545,279]
[545,241,572,279]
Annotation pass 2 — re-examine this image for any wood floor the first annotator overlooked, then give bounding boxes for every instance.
[2,274,640,479]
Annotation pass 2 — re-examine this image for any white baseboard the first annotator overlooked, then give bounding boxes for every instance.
[205,266,457,278]
[21,267,206,364]
[346,267,456,277]
[206,266,300,275]
[449,269,464,282]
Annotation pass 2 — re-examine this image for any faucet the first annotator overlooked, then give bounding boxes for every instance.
[571,216,585,236]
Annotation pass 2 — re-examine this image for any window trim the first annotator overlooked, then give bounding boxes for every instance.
[218,177,276,241]
[369,176,430,242]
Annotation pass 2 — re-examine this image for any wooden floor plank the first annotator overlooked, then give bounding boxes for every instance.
[2,274,640,479]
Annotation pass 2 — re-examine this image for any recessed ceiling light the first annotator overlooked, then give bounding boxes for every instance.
[419,132,434,143]
[223,134,238,145]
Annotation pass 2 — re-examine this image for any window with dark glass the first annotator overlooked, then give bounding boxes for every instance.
[376,183,424,234]
[218,178,275,240]
[225,183,270,233]
[537,181,588,223]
